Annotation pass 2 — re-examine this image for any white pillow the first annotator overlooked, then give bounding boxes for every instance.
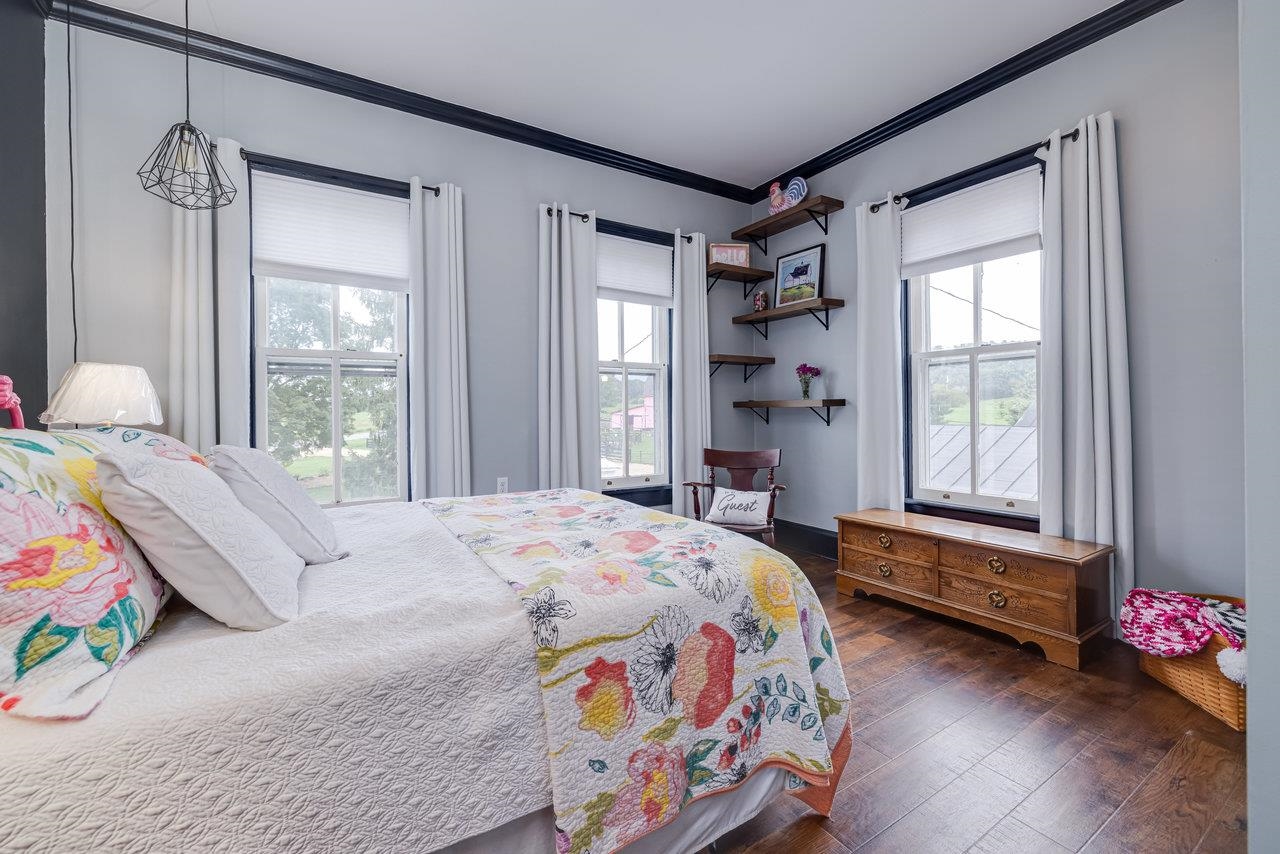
[703,488,771,526]
[96,452,304,630]
[208,445,347,565]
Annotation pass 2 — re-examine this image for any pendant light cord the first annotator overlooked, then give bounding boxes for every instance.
[184,0,191,122]
[67,8,78,364]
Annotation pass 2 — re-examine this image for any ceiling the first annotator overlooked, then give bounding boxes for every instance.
[98,0,1121,188]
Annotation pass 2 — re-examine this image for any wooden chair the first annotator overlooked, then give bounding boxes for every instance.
[682,448,786,546]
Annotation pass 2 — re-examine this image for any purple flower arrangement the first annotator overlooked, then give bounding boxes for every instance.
[795,363,821,399]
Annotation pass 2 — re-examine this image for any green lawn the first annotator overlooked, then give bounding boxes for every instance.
[940,396,1032,427]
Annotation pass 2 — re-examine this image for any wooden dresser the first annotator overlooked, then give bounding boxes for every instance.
[835,509,1114,669]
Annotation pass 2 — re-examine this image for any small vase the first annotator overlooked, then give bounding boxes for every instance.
[799,377,812,399]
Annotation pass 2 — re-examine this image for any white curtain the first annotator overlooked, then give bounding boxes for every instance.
[169,203,215,450]
[536,204,599,490]
[213,139,251,447]
[1039,112,1134,619]
[409,179,472,498]
[854,196,907,510]
[169,137,249,451]
[671,231,711,517]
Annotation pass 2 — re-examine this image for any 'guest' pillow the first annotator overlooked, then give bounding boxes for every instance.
[208,445,347,565]
[703,487,770,527]
[96,452,304,630]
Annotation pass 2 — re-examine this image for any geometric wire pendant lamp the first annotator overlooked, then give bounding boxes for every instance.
[137,0,236,210]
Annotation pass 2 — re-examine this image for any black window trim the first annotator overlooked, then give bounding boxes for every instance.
[596,218,676,507]
[246,159,416,500]
[900,145,1045,532]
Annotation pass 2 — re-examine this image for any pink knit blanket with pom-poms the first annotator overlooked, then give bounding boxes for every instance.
[1120,588,1244,657]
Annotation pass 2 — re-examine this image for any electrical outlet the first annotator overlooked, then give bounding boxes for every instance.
[496,477,509,494]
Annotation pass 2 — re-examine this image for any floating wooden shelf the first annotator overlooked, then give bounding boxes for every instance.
[734,398,847,426]
[731,297,845,339]
[731,196,845,254]
[710,354,775,381]
[706,262,774,298]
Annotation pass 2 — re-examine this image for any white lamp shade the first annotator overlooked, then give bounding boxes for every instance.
[40,362,164,426]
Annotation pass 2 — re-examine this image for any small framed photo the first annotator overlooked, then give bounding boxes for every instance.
[708,243,751,267]
[774,243,825,306]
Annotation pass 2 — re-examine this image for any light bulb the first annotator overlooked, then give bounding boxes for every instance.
[173,127,198,173]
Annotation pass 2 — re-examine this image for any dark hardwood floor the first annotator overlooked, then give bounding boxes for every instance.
[718,548,1247,854]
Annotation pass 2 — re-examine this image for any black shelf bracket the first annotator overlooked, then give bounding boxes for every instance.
[747,321,768,340]
[747,234,767,255]
[711,362,766,381]
[805,307,832,330]
[804,208,831,235]
[707,271,769,299]
[808,405,836,425]
[745,407,770,424]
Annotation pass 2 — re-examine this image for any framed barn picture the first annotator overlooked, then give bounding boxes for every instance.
[774,243,825,306]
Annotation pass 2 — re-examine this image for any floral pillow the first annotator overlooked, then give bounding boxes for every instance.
[0,429,169,719]
[72,425,206,464]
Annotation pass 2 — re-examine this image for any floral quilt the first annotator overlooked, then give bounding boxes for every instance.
[426,489,852,854]
[0,428,193,719]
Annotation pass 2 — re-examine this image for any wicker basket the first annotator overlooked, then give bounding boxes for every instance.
[1137,593,1245,732]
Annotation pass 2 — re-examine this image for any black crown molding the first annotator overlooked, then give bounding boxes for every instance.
[46,0,755,204]
[45,0,1184,208]
[750,0,1186,201]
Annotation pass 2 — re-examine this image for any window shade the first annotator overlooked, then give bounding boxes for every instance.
[597,234,674,307]
[900,166,1043,278]
[251,172,411,291]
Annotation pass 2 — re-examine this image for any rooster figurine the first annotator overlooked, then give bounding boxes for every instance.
[768,177,809,215]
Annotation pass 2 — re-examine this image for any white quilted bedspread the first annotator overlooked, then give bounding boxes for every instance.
[0,502,550,853]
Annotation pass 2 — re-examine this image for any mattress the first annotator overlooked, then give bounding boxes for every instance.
[0,502,549,852]
[0,501,794,853]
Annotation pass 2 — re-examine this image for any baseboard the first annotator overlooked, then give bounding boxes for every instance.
[773,518,838,560]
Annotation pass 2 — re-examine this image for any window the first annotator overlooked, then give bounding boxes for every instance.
[598,299,670,488]
[596,231,674,491]
[903,166,1043,516]
[251,172,411,505]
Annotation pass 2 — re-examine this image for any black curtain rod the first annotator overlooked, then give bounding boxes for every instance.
[212,143,440,197]
[547,207,591,222]
[869,127,1081,212]
[549,209,692,242]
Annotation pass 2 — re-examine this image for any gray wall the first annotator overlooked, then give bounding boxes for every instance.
[742,0,1243,596]
[1,0,48,421]
[1240,0,1279,843]
[43,26,755,494]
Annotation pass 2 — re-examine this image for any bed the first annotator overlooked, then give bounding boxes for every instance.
[1,484,850,853]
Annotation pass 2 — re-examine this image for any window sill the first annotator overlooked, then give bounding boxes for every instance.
[904,499,1039,533]
[604,484,672,508]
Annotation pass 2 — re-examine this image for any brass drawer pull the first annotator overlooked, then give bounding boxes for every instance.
[987,556,1006,574]
[877,563,892,578]
[877,533,893,549]
[988,590,1008,608]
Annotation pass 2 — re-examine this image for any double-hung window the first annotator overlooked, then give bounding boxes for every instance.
[596,231,674,491]
[903,166,1043,516]
[250,172,411,505]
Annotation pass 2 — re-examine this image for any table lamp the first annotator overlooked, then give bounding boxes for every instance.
[40,362,164,427]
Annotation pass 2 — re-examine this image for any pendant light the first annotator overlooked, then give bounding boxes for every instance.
[136,0,235,210]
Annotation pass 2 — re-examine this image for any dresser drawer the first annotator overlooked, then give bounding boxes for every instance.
[936,570,1070,633]
[841,522,937,565]
[841,548,935,595]
[939,541,1074,596]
